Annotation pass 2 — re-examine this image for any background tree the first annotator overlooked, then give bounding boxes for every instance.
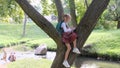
[106,0,120,29]
[0,0,24,23]
[15,0,110,68]
[22,13,27,37]
[41,0,51,15]
[54,0,64,22]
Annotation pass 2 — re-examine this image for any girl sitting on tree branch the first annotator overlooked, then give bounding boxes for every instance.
[61,14,81,67]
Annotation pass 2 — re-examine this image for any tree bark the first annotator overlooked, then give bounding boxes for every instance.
[15,0,110,68]
[54,0,64,22]
[69,0,77,27]
[117,20,120,29]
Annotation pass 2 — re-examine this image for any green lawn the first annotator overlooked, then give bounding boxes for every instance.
[86,30,120,58]
[0,23,120,58]
[0,23,56,50]
[7,58,76,68]
[7,59,52,68]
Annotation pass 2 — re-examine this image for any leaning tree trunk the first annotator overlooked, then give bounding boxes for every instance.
[15,0,110,68]
[69,0,77,27]
[117,20,120,29]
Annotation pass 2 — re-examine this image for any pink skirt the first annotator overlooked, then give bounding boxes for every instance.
[62,32,77,43]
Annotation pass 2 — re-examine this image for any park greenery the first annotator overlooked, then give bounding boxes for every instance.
[7,58,76,68]
[0,23,120,59]
[7,59,52,68]
[0,0,120,68]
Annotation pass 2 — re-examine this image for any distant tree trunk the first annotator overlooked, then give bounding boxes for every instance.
[117,20,120,29]
[22,13,27,37]
[15,0,110,68]
[54,0,64,22]
[69,0,77,27]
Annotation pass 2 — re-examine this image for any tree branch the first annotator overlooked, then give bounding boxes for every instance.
[15,0,61,45]
[54,0,64,22]
[69,0,110,65]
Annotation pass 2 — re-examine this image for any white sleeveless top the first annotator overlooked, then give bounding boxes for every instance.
[61,22,72,32]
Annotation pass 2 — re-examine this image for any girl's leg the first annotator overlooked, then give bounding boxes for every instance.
[63,43,71,67]
[73,39,81,54]
[64,43,71,60]
[73,39,77,48]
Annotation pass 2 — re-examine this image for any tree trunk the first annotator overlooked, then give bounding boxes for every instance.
[69,0,77,27]
[15,0,110,68]
[22,13,27,37]
[52,0,110,68]
[117,20,120,29]
[54,0,64,22]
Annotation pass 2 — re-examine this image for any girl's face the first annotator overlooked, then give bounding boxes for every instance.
[64,16,71,23]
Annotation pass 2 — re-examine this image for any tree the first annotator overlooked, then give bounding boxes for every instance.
[15,0,110,68]
[22,13,27,37]
[54,0,64,22]
[105,0,120,29]
[0,0,24,23]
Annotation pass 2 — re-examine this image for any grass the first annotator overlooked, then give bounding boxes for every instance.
[86,30,120,58]
[7,59,52,68]
[7,58,76,68]
[0,23,56,49]
[0,23,120,58]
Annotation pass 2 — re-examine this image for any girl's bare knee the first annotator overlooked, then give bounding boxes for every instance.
[65,43,71,51]
[67,46,71,51]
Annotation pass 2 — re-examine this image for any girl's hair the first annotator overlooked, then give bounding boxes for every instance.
[62,14,71,22]
[63,14,70,18]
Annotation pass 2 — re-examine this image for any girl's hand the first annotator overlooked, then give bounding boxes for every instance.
[71,27,76,31]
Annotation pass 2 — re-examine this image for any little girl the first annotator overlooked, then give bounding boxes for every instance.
[61,14,81,67]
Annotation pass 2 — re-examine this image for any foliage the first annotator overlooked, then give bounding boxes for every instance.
[0,0,24,23]
[94,0,120,30]
[75,0,86,23]
[95,10,117,30]
[105,0,120,21]
[41,0,57,15]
